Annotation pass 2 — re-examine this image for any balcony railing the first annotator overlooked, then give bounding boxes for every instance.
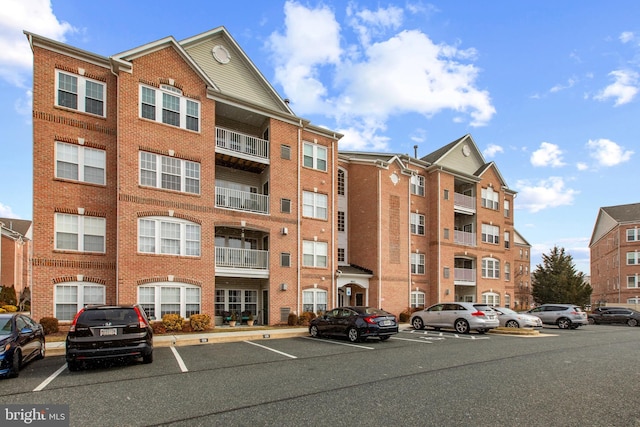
[454,268,476,285]
[216,127,269,160]
[454,230,476,247]
[215,187,269,214]
[454,193,476,213]
[215,247,269,270]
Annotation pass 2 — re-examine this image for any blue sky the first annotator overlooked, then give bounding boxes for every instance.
[2,1,639,274]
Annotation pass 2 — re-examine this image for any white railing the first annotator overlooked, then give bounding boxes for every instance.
[454,193,476,212]
[216,127,269,160]
[454,230,476,246]
[215,247,269,269]
[215,187,269,214]
[454,268,476,284]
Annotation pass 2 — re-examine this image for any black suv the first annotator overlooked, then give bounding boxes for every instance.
[588,307,640,326]
[66,305,153,371]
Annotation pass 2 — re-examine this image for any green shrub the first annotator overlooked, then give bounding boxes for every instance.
[162,313,184,332]
[287,313,298,326]
[40,317,59,335]
[189,314,211,331]
[1,305,17,312]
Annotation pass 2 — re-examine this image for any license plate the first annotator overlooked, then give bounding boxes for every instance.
[100,328,117,336]
[380,320,394,327]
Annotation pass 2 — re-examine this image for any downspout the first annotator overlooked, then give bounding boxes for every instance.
[407,171,412,309]
[297,123,302,315]
[437,170,441,302]
[618,226,621,303]
[378,168,382,308]
[331,138,336,309]
[109,59,120,304]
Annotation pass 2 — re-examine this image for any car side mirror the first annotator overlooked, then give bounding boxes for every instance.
[20,327,33,334]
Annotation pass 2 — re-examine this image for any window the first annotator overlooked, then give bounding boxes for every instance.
[338,169,345,195]
[504,200,510,218]
[303,191,328,220]
[482,258,500,279]
[55,213,106,253]
[628,275,640,288]
[410,213,425,235]
[505,262,511,281]
[281,252,291,267]
[411,291,425,308]
[504,231,510,249]
[482,224,500,244]
[481,187,499,210]
[303,142,327,171]
[303,289,328,313]
[281,198,291,213]
[338,247,345,263]
[411,175,425,196]
[281,145,291,160]
[55,141,106,185]
[628,297,640,304]
[56,70,106,117]
[443,189,449,200]
[338,211,345,232]
[628,228,640,242]
[138,217,201,256]
[138,283,201,320]
[443,267,450,279]
[139,84,200,131]
[139,151,200,194]
[627,252,640,265]
[482,292,500,306]
[411,253,425,274]
[303,240,328,267]
[55,283,105,321]
[215,289,258,316]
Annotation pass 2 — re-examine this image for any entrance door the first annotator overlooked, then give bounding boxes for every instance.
[355,293,364,306]
[262,290,269,325]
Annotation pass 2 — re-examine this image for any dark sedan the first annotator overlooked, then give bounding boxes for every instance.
[588,308,640,326]
[0,313,46,378]
[309,306,398,342]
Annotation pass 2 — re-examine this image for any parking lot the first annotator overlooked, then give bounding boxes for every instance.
[1,325,639,426]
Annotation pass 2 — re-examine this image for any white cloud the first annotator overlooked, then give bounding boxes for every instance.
[594,69,639,106]
[576,162,588,171]
[483,144,503,158]
[0,202,20,219]
[620,31,635,44]
[514,177,579,213]
[587,138,633,166]
[530,142,566,167]
[347,4,404,46]
[550,77,577,93]
[0,0,77,87]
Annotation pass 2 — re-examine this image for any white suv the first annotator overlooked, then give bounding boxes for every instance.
[527,304,588,329]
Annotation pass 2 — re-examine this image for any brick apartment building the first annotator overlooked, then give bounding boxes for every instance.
[25,27,530,325]
[589,202,640,305]
[0,218,32,307]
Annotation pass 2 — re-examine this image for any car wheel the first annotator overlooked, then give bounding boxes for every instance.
[142,352,153,364]
[411,317,424,330]
[67,361,81,372]
[36,340,46,360]
[628,319,638,327]
[454,319,470,334]
[8,350,21,378]
[557,318,571,329]
[588,318,596,325]
[309,325,321,338]
[505,320,519,328]
[477,329,487,334]
[347,327,360,342]
[379,336,390,341]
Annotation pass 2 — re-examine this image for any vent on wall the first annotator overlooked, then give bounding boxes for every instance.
[280,307,291,323]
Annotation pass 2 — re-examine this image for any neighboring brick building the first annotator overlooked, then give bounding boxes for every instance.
[0,218,32,307]
[589,202,640,305]
[25,27,530,325]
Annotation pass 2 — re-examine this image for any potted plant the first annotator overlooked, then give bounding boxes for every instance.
[247,313,254,327]
[229,311,238,327]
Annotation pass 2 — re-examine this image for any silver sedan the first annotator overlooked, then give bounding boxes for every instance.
[491,307,542,328]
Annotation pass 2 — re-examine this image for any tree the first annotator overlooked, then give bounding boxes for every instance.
[531,246,592,306]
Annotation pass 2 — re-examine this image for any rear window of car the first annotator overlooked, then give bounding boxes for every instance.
[571,306,584,312]
[77,308,138,326]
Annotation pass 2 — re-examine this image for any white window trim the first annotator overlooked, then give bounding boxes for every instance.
[54,283,106,321]
[411,253,425,275]
[627,275,640,289]
[54,213,106,253]
[139,151,200,194]
[139,84,200,132]
[411,291,425,308]
[55,141,106,185]
[410,213,425,235]
[627,251,639,265]
[303,142,327,172]
[138,216,201,257]
[481,292,500,306]
[138,283,201,320]
[303,191,328,220]
[302,289,328,313]
[55,70,106,117]
[482,224,500,244]
[303,240,328,267]
[482,257,501,279]
[411,175,425,196]
[481,187,499,210]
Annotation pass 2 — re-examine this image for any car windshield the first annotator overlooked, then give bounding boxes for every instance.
[0,318,12,335]
[497,308,516,315]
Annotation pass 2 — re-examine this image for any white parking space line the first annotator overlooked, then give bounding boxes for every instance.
[300,337,375,349]
[390,336,434,344]
[33,363,67,392]
[244,341,297,358]
[171,346,188,372]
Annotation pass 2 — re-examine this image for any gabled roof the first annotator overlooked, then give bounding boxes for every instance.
[590,202,640,246]
[513,229,531,247]
[0,218,32,240]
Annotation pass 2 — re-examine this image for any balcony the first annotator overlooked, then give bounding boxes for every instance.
[216,127,269,162]
[454,268,476,286]
[454,230,476,247]
[215,187,269,214]
[454,193,476,214]
[215,247,269,278]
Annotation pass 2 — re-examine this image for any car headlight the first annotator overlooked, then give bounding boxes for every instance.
[0,343,10,355]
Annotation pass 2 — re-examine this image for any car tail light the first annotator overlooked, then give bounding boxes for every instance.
[363,316,378,324]
[68,308,86,332]
[471,310,486,317]
[134,306,149,328]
